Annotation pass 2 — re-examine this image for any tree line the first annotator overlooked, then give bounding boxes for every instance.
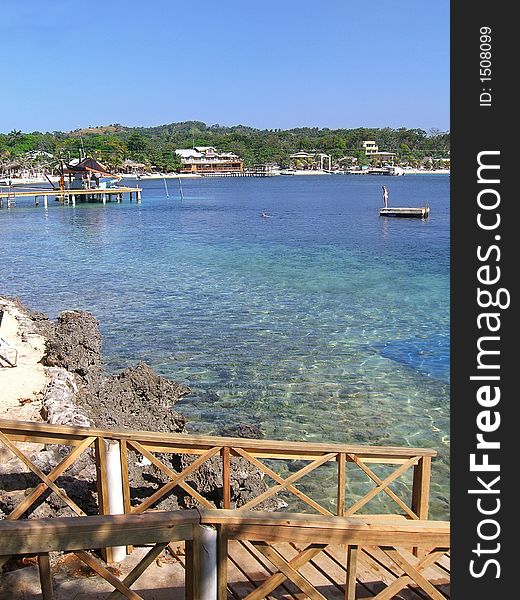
[0,122,450,172]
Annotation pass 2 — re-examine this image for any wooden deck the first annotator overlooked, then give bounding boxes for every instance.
[224,539,450,599]
[379,207,429,219]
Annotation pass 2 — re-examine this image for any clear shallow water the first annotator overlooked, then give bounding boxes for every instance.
[0,175,450,517]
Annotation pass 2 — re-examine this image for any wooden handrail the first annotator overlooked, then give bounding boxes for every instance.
[0,510,200,555]
[0,509,450,599]
[0,418,436,460]
[200,509,450,547]
[0,508,449,555]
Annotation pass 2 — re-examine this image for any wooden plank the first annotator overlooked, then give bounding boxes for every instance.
[74,550,145,600]
[233,447,333,516]
[119,440,133,554]
[412,456,432,557]
[8,436,96,520]
[200,509,449,539]
[120,440,131,515]
[412,457,431,520]
[0,511,198,554]
[217,525,229,600]
[222,447,231,509]
[38,553,55,600]
[345,545,358,600]
[185,539,194,600]
[0,430,86,517]
[191,525,203,600]
[326,545,387,598]
[337,453,346,517]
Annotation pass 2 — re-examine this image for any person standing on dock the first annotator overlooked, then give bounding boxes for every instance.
[382,185,389,208]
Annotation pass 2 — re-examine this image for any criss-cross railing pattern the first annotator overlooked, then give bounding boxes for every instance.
[0,418,434,521]
[0,419,448,598]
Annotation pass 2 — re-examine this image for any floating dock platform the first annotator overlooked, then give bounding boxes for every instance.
[0,186,142,209]
[380,205,429,218]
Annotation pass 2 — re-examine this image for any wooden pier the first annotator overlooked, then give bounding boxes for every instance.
[0,186,142,209]
[380,206,429,219]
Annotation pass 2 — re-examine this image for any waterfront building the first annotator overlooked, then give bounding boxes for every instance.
[362,140,379,155]
[175,147,243,174]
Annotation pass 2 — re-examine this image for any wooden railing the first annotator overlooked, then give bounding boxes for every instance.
[0,418,435,524]
[0,509,450,599]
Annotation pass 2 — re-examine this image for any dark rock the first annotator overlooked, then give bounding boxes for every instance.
[40,311,103,385]
[82,362,189,433]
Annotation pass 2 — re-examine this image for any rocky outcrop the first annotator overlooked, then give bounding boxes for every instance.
[40,311,103,388]
[87,362,188,433]
[1,303,279,518]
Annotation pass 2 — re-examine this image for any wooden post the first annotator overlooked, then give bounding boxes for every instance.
[345,545,358,600]
[216,525,228,600]
[221,447,231,509]
[119,440,133,554]
[38,553,54,600]
[337,452,346,516]
[412,455,432,557]
[185,539,194,600]
[412,456,431,519]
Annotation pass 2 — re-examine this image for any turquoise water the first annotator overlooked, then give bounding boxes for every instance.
[0,175,450,517]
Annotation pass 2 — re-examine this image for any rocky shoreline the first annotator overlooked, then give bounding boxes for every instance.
[0,297,281,523]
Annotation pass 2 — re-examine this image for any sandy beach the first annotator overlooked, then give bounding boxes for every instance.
[3,168,450,187]
[0,298,48,421]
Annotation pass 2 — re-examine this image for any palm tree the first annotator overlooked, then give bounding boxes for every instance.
[7,130,22,147]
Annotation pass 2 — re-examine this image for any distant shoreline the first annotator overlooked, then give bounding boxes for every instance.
[2,169,449,186]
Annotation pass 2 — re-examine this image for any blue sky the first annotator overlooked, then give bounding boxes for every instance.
[1,0,449,133]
